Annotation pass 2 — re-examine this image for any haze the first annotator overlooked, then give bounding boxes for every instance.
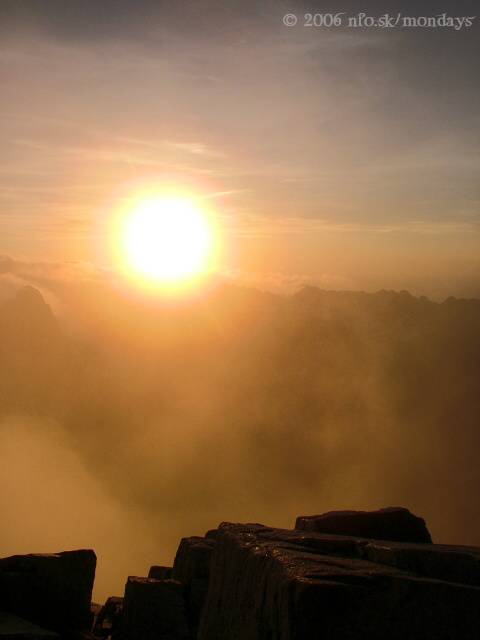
[0,0,479,602]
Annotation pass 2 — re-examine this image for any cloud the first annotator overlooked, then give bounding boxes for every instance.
[1,8,479,248]
[222,211,480,239]
[164,141,225,158]
[0,416,161,601]
[221,267,355,293]
[203,189,248,200]
[0,255,113,311]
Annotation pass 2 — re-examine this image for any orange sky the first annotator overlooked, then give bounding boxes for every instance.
[0,1,479,298]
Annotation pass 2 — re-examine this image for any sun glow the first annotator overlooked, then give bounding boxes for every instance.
[119,195,216,287]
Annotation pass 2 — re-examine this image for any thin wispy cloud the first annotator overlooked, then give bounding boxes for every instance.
[0,1,478,297]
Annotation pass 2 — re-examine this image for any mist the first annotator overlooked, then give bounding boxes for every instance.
[0,416,165,601]
[1,274,479,601]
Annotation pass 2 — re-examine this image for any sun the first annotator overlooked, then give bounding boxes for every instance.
[119,195,215,286]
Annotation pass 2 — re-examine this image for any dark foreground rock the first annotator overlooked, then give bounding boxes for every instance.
[5,508,478,639]
[295,507,432,543]
[172,537,216,638]
[0,612,59,640]
[121,577,190,640]
[0,550,96,635]
[147,567,172,580]
[197,523,480,640]
[92,597,123,639]
[173,537,215,585]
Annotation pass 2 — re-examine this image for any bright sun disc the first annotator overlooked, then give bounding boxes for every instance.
[120,196,214,285]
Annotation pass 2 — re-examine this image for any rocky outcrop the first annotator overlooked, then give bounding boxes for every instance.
[92,596,123,639]
[147,567,172,580]
[0,611,60,640]
[197,522,480,639]
[172,537,216,638]
[3,510,479,639]
[0,550,96,635]
[108,536,218,640]
[121,577,189,640]
[295,507,432,543]
[173,537,215,585]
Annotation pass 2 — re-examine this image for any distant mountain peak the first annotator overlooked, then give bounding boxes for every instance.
[14,285,48,307]
[0,285,57,331]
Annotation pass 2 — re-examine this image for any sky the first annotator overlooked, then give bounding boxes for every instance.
[0,1,480,602]
[1,0,479,298]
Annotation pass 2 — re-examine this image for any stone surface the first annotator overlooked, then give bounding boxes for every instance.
[0,612,59,640]
[172,536,216,637]
[185,578,208,639]
[0,550,96,634]
[4,510,478,639]
[362,539,480,586]
[197,523,480,640]
[92,597,123,638]
[172,537,215,584]
[121,577,190,640]
[147,566,172,580]
[295,507,432,543]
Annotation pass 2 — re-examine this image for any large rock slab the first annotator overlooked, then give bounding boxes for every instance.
[197,523,480,640]
[147,567,172,580]
[92,596,123,639]
[296,507,432,543]
[172,537,215,584]
[121,577,190,640]
[362,539,480,586]
[173,536,216,637]
[0,612,59,640]
[0,550,96,634]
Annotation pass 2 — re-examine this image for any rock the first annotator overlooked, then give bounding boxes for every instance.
[121,577,190,640]
[147,566,172,580]
[295,507,432,543]
[0,611,59,639]
[204,530,219,540]
[92,597,123,638]
[185,578,209,638]
[172,537,215,584]
[197,523,480,639]
[0,550,96,634]
[172,536,216,637]
[361,540,480,586]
